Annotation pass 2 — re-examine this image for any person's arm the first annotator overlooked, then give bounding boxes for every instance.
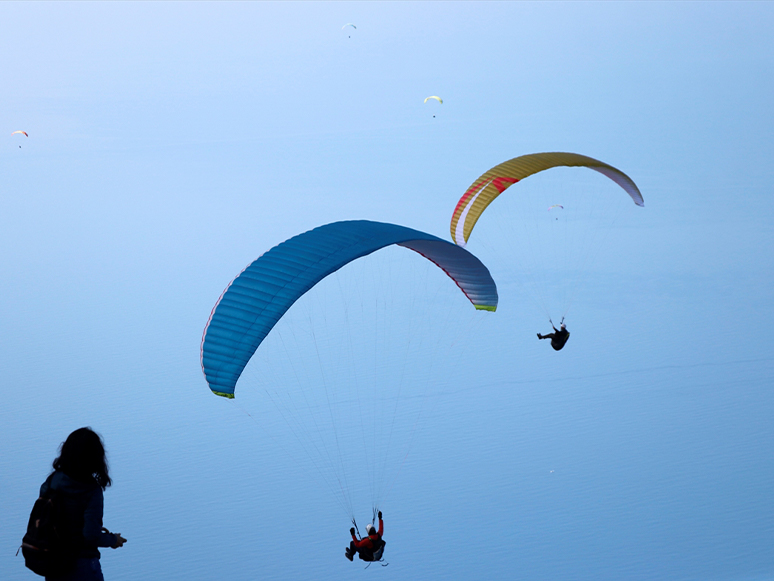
[377,515,383,536]
[83,489,119,548]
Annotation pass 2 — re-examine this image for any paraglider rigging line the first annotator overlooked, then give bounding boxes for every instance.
[268,323,353,516]
[310,319,355,517]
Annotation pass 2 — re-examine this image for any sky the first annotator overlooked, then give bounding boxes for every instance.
[1,2,773,580]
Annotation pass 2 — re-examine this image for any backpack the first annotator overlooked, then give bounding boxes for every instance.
[21,476,77,577]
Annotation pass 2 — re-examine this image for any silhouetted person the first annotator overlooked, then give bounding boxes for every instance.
[40,427,126,580]
[538,322,570,351]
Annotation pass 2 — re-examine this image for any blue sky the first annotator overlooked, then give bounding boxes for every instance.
[2,3,773,580]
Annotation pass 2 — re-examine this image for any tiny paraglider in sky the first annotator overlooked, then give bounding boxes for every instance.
[424,96,443,117]
[342,23,356,38]
[548,204,563,219]
[12,130,28,147]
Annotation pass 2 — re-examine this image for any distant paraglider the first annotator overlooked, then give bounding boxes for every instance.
[342,23,356,38]
[424,96,442,117]
[12,130,27,147]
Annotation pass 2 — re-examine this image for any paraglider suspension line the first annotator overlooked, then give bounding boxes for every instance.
[548,316,565,328]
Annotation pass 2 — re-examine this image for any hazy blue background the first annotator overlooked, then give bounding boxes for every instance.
[2,2,773,580]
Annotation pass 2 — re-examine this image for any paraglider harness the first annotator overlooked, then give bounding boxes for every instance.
[351,510,387,568]
[547,317,569,351]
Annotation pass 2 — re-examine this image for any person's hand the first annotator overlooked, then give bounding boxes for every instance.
[378,511,382,520]
[112,534,127,548]
[350,527,355,536]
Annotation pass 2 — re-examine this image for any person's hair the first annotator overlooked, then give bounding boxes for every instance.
[52,427,112,489]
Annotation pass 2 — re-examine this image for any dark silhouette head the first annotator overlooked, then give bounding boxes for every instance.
[53,427,111,489]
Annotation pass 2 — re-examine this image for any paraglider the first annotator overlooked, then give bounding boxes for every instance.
[548,204,563,219]
[12,130,27,147]
[424,96,442,117]
[201,220,498,551]
[342,23,356,37]
[449,152,643,344]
